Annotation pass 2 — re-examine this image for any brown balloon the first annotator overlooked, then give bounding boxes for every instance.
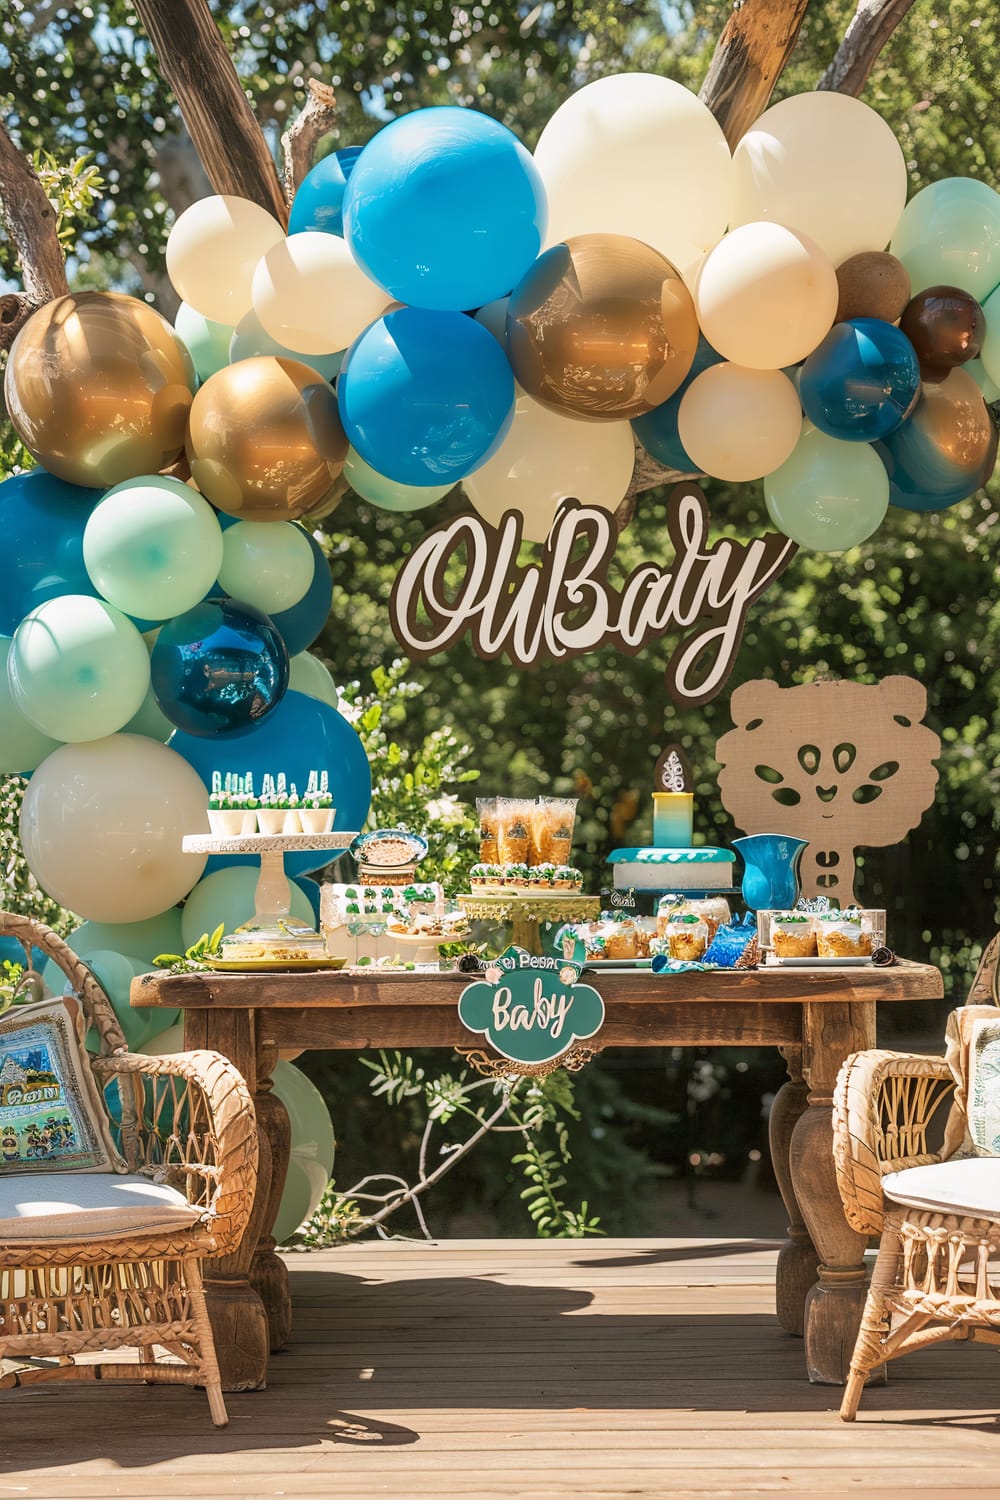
[4,291,195,488]
[898,284,986,380]
[505,234,699,420]
[835,252,911,325]
[186,356,348,521]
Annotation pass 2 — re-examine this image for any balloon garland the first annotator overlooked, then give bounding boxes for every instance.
[1,72,999,943]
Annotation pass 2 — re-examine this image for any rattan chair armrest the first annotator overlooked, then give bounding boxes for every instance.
[833,1049,955,1236]
[93,1049,258,1254]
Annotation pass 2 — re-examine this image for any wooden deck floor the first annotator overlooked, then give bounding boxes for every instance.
[3,1238,1000,1499]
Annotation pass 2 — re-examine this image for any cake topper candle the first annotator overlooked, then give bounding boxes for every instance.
[652,742,694,847]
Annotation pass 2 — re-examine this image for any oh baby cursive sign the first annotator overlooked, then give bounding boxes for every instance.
[389,484,797,706]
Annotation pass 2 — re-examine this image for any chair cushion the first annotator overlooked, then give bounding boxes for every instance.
[0,1171,203,1241]
[883,1156,1000,1222]
[0,997,124,1175]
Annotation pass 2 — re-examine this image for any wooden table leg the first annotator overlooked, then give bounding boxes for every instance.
[769,1045,819,1336]
[790,1000,877,1385]
[250,1035,293,1353]
[183,1009,271,1391]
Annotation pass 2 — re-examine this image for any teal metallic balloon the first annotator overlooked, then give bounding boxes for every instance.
[271,1059,335,1243]
[217,520,315,615]
[83,475,224,622]
[344,446,455,512]
[8,594,151,742]
[174,301,234,384]
[230,308,344,382]
[764,425,889,552]
[288,651,339,709]
[180,866,315,949]
[0,638,62,774]
[890,178,1000,303]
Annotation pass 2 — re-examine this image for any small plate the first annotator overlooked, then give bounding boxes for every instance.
[350,828,429,868]
[765,955,873,968]
[205,956,347,972]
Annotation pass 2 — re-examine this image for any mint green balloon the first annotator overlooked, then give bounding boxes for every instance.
[122,680,175,742]
[288,651,339,709]
[344,446,455,512]
[0,638,62,773]
[9,595,151,742]
[174,301,234,383]
[977,285,1000,390]
[230,308,344,382]
[66,909,186,969]
[180,866,314,949]
[218,520,314,615]
[764,425,889,552]
[890,177,1000,301]
[83,475,224,621]
[271,1059,335,1243]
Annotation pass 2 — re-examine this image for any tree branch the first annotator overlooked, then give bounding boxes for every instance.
[0,118,69,352]
[698,0,812,149]
[281,80,339,206]
[133,0,288,226]
[817,0,918,94]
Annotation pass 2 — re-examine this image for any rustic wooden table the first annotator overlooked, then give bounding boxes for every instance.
[132,960,943,1392]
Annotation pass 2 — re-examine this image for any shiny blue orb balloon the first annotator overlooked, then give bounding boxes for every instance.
[799,319,921,442]
[631,336,724,470]
[269,530,334,655]
[0,469,104,636]
[343,107,547,311]
[169,689,372,877]
[151,597,289,738]
[338,307,515,485]
[288,146,363,238]
[876,369,999,512]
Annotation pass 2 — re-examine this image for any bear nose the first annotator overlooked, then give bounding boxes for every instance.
[816,785,837,802]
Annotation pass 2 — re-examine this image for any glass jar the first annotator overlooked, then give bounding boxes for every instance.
[771,912,817,958]
[664,913,709,962]
[815,911,871,958]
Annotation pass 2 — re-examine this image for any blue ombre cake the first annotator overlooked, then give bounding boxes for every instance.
[607,743,735,891]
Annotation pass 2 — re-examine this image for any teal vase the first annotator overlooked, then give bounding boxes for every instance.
[732,834,808,911]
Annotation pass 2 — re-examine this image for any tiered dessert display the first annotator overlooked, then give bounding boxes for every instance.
[457,796,600,955]
[320,829,470,965]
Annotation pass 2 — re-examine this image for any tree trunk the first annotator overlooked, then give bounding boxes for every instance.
[817,0,918,95]
[0,119,69,352]
[699,0,812,149]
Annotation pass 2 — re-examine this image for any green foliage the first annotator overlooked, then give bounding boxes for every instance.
[0,777,72,932]
[29,149,105,249]
[152,926,225,973]
[0,958,25,1015]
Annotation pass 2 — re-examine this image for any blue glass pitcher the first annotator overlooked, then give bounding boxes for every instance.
[732,834,809,911]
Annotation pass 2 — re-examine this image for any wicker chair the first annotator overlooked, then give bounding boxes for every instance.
[833,933,1000,1421]
[0,912,257,1426]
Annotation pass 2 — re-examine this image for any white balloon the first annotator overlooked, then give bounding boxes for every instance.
[694,223,839,370]
[678,365,802,481]
[20,735,208,923]
[166,195,286,325]
[731,93,907,267]
[252,232,391,356]
[463,389,635,543]
[533,74,732,276]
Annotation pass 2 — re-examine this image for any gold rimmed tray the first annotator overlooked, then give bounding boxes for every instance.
[205,956,347,973]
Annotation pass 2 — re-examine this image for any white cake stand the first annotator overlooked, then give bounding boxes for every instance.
[181,832,357,928]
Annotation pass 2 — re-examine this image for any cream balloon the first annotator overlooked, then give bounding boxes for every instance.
[462,389,635,542]
[20,735,208,923]
[694,223,839,370]
[730,93,907,267]
[677,365,802,481]
[251,232,391,357]
[166,195,286,325]
[533,73,731,276]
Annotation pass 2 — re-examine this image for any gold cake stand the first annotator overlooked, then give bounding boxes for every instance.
[456,891,600,956]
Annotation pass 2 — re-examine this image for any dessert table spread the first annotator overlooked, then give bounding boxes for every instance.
[131,958,943,1392]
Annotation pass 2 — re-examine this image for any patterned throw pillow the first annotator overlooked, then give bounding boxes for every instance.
[0,996,125,1174]
[965,1014,1000,1156]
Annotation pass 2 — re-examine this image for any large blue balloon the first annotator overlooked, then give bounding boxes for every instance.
[269,531,334,655]
[876,370,999,512]
[338,307,515,485]
[631,336,724,470]
[151,597,289,737]
[799,319,921,442]
[169,689,371,876]
[0,469,104,636]
[288,146,363,238]
[343,107,546,311]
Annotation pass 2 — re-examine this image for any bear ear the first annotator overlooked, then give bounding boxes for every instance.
[878,674,927,724]
[728,679,782,728]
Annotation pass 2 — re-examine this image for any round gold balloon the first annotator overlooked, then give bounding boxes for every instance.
[506,233,698,420]
[186,357,348,521]
[4,291,195,488]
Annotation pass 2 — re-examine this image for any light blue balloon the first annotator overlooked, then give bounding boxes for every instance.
[344,447,455,512]
[288,652,339,710]
[0,637,62,774]
[344,106,547,311]
[174,302,234,383]
[891,177,1000,302]
[180,866,315,949]
[271,1060,335,1243]
[288,146,363,237]
[338,307,515,485]
[631,336,724,470]
[229,309,344,382]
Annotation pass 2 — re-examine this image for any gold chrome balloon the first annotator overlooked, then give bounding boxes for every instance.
[506,234,698,420]
[4,291,196,488]
[186,356,348,521]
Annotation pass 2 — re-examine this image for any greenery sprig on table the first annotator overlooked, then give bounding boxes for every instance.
[152,927,224,973]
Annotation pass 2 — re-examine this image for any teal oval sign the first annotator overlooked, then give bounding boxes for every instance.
[458,945,605,1065]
